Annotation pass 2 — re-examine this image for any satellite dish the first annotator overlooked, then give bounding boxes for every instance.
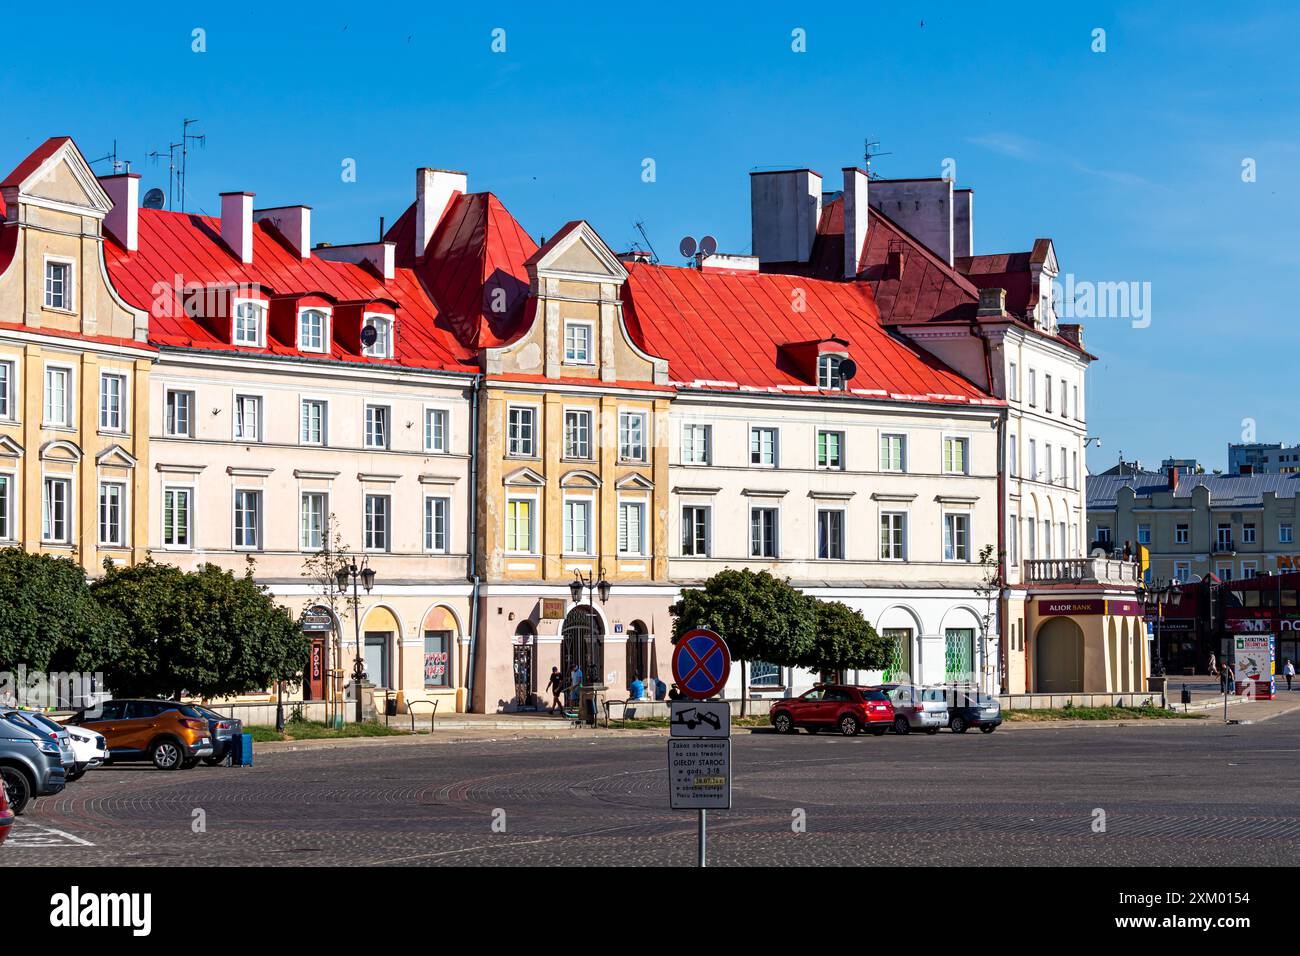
[142,188,166,210]
[838,358,857,382]
[1090,547,1107,558]
[698,235,718,257]
[678,236,697,258]
[360,324,379,348]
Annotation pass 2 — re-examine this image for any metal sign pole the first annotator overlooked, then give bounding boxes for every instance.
[698,808,707,867]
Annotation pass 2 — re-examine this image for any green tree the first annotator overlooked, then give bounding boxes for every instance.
[670,569,817,714]
[90,559,308,699]
[798,600,889,681]
[0,547,117,676]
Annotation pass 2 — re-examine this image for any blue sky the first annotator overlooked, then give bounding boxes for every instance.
[4,1,1296,474]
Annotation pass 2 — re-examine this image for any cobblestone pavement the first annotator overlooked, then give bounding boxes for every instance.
[6,712,1299,866]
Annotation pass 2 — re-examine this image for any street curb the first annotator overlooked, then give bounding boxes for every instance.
[1002,702,1300,730]
[253,727,662,755]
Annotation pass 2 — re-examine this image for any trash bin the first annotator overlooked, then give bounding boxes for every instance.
[384,696,398,717]
[1180,684,1192,706]
[231,733,254,767]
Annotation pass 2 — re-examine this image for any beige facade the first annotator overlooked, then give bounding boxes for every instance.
[0,140,151,573]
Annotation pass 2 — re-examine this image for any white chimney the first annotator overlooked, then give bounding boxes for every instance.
[868,178,954,265]
[415,168,467,260]
[842,167,868,279]
[314,241,396,280]
[953,188,973,259]
[750,169,822,265]
[100,173,140,252]
[253,205,311,258]
[220,191,255,264]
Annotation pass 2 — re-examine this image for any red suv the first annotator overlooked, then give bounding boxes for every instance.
[770,684,895,736]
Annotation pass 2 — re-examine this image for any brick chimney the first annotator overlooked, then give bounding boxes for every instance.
[415,168,467,260]
[220,191,255,264]
[99,173,140,253]
[1168,466,1179,492]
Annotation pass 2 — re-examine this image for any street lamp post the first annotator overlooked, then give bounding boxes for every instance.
[568,567,611,721]
[336,558,377,724]
[1139,581,1171,679]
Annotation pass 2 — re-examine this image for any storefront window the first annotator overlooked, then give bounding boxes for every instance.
[424,630,451,689]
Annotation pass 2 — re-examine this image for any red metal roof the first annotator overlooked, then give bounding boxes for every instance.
[621,262,997,406]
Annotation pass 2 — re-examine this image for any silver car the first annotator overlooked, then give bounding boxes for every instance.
[882,685,949,735]
[2,709,75,772]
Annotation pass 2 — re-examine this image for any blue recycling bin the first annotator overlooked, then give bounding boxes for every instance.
[231,732,254,767]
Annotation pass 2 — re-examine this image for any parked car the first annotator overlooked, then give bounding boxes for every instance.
[881,684,949,735]
[1,709,75,776]
[770,684,896,736]
[0,777,13,844]
[59,721,110,779]
[72,700,213,771]
[187,705,243,766]
[943,688,1003,734]
[0,716,66,814]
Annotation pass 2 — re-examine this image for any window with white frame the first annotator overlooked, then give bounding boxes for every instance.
[424,496,450,553]
[817,354,844,389]
[362,315,393,358]
[234,394,261,441]
[880,512,907,560]
[1071,450,1078,489]
[880,433,906,472]
[364,405,389,449]
[0,360,12,419]
[1243,523,1257,544]
[1008,361,1018,401]
[0,474,10,540]
[98,482,125,546]
[233,301,265,346]
[563,321,593,364]
[1028,439,1037,480]
[1059,447,1067,486]
[563,498,591,554]
[1138,523,1151,545]
[564,410,592,460]
[1059,521,1067,556]
[298,309,328,352]
[1042,519,1052,559]
[1027,368,1037,406]
[1216,523,1232,548]
[682,424,710,465]
[234,490,261,549]
[43,366,72,427]
[364,494,390,551]
[1060,379,1068,418]
[618,501,646,555]
[1175,523,1189,544]
[817,509,845,560]
[1238,560,1259,579]
[163,487,192,548]
[425,408,448,453]
[1096,525,1112,545]
[507,407,536,457]
[1045,443,1054,483]
[1282,523,1294,544]
[1174,560,1191,583]
[99,373,126,432]
[750,427,777,466]
[619,411,646,461]
[1073,385,1080,420]
[505,498,534,553]
[943,436,969,474]
[750,507,778,558]
[682,505,709,556]
[1008,514,1019,564]
[943,513,970,561]
[1026,517,1037,559]
[1009,434,1018,476]
[300,400,326,445]
[817,430,843,470]
[166,389,194,437]
[1217,562,1233,581]
[44,259,72,310]
[42,477,71,543]
[1045,374,1053,413]
[300,492,326,550]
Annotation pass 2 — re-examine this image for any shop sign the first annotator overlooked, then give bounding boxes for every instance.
[540,598,566,620]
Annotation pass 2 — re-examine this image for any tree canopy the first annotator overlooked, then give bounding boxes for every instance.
[0,548,116,676]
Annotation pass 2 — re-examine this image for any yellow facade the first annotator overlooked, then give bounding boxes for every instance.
[0,140,151,572]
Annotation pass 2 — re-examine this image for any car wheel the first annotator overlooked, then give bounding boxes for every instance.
[838,715,860,736]
[950,716,968,734]
[893,716,911,735]
[772,712,794,734]
[980,725,997,734]
[149,738,184,771]
[925,727,940,735]
[0,766,34,815]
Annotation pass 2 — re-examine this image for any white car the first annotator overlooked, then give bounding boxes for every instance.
[61,723,108,780]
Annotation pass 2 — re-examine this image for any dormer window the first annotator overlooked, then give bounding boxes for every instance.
[564,321,593,364]
[233,301,265,346]
[362,315,393,359]
[818,354,845,389]
[44,258,74,311]
[298,308,329,353]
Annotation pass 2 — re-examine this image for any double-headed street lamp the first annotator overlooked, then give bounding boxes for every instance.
[1138,581,1173,678]
[336,558,377,723]
[568,567,611,699]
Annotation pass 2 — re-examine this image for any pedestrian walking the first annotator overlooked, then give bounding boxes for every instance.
[1207,651,1218,677]
[546,666,565,713]
[1284,658,1295,691]
[1221,663,1235,695]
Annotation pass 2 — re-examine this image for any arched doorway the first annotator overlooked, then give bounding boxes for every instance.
[561,605,604,686]
[302,605,336,701]
[1036,617,1085,693]
[626,620,649,689]
[513,621,537,709]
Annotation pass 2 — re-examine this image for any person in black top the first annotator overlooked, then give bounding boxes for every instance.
[546,667,565,713]
[668,683,683,701]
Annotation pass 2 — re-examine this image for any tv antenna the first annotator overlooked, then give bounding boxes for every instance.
[864,137,892,179]
[88,140,132,174]
[633,221,660,264]
[147,119,205,211]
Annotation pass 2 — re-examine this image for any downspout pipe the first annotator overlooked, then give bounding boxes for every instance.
[463,374,483,713]
[977,324,1009,695]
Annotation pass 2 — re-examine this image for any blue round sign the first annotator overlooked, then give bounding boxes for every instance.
[672,629,732,700]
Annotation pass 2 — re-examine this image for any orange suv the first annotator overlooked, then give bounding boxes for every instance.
[73,700,213,771]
